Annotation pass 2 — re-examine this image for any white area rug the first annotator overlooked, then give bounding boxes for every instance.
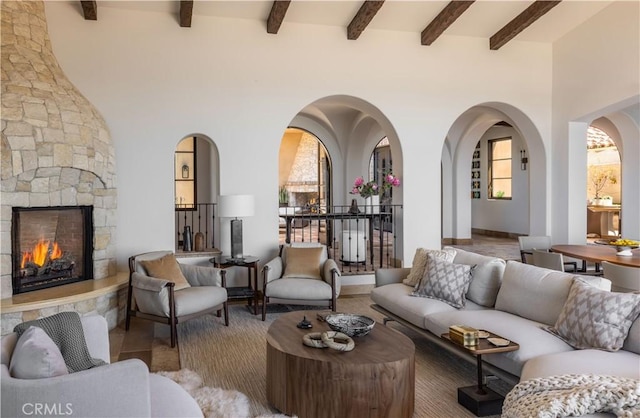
[156,369,294,418]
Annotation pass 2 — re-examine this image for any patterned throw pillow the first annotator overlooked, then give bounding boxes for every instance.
[411,254,474,308]
[403,248,457,287]
[547,279,640,351]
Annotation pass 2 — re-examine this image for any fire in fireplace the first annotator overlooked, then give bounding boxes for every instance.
[12,206,94,294]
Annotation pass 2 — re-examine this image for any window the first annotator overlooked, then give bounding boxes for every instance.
[488,138,512,199]
[175,137,196,209]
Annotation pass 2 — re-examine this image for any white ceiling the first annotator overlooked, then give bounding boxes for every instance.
[97,0,614,44]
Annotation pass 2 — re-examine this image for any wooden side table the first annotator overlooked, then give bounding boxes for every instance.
[441,331,519,416]
[210,255,260,315]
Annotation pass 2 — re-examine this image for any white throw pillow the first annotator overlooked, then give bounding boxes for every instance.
[403,248,456,287]
[9,326,68,379]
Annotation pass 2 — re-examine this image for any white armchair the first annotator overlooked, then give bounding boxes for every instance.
[1,315,203,418]
[262,243,341,321]
[127,251,228,347]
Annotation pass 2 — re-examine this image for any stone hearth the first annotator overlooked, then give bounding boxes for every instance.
[1,1,121,331]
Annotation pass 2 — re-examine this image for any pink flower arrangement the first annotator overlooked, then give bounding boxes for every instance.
[350,173,400,199]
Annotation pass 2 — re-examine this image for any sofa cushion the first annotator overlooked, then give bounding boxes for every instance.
[9,326,68,379]
[402,248,456,287]
[623,316,640,355]
[371,283,487,329]
[140,253,191,291]
[282,246,323,280]
[425,309,574,377]
[520,349,640,382]
[494,261,579,326]
[411,255,474,308]
[547,279,640,351]
[446,247,506,307]
[266,277,332,300]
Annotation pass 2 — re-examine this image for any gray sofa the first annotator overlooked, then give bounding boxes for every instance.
[1,314,203,418]
[371,247,640,416]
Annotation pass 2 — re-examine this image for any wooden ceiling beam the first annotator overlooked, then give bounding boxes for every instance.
[80,1,97,21]
[267,1,291,34]
[490,0,562,50]
[180,1,194,28]
[347,1,385,40]
[421,1,474,46]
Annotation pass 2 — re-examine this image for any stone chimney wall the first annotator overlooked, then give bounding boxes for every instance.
[1,1,117,298]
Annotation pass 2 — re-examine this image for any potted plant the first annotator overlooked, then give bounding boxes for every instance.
[278,185,289,207]
[589,167,617,205]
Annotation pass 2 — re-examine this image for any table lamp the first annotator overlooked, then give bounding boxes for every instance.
[218,194,255,261]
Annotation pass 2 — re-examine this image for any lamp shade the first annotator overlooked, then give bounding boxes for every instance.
[218,194,255,218]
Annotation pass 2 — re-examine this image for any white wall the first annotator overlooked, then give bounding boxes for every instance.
[44,2,570,271]
[552,1,640,244]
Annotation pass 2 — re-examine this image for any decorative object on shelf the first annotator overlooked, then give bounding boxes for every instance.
[182,225,192,252]
[348,199,360,214]
[218,194,255,261]
[194,232,205,252]
[325,313,375,337]
[297,316,312,329]
[181,164,189,179]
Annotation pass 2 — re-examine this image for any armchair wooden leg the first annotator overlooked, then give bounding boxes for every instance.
[262,295,267,321]
[125,310,131,330]
[223,302,229,326]
[170,321,177,348]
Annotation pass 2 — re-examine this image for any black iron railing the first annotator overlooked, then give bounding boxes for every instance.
[175,203,217,252]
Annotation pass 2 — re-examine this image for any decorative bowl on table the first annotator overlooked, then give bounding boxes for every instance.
[325,313,375,337]
[596,239,640,256]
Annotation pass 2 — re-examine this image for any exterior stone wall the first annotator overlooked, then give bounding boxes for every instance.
[1,1,118,303]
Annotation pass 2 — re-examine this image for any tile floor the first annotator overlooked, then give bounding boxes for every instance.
[109,234,521,369]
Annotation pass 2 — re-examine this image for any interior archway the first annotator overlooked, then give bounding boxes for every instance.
[442,103,545,243]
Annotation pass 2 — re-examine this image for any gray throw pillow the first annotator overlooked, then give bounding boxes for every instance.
[411,254,475,308]
[9,326,69,379]
[547,279,640,351]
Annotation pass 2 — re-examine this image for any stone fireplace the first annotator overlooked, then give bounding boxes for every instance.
[1,1,122,332]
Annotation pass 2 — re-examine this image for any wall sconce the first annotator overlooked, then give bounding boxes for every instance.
[520,150,528,171]
[181,164,189,178]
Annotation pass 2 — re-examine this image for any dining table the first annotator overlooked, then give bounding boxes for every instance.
[550,244,640,268]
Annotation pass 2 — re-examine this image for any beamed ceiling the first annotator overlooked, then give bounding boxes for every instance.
[75,0,614,50]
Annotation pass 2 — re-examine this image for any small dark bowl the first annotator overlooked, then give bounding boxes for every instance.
[325,313,375,337]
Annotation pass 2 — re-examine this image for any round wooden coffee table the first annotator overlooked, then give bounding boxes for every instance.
[266,311,415,418]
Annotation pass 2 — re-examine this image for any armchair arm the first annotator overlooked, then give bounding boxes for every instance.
[131,272,173,317]
[375,267,411,287]
[262,257,283,286]
[324,258,341,297]
[131,272,171,292]
[179,263,225,287]
[1,359,151,418]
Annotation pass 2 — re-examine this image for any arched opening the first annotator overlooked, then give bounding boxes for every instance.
[278,95,404,272]
[442,103,544,244]
[586,126,621,239]
[173,134,220,252]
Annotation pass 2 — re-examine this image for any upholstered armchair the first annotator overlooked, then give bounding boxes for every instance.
[262,243,341,320]
[127,251,228,347]
[1,315,203,418]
